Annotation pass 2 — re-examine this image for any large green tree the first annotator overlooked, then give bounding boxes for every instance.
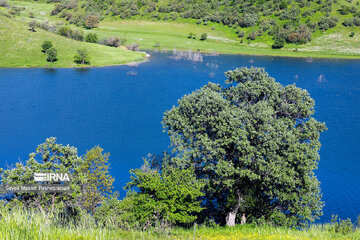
[162,67,326,227]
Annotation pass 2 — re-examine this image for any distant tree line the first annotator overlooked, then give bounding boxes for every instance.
[45,0,360,47]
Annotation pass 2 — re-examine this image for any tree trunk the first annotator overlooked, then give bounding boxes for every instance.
[226,206,239,227]
[241,213,247,225]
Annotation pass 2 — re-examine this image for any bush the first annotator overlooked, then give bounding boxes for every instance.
[188,32,196,39]
[84,14,99,29]
[237,30,245,38]
[28,20,37,32]
[74,48,90,64]
[343,18,354,27]
[51,3,64,15]
[318,16,338,30]
[272,36,285,49]
[85,33,98,43]
[239,13,259,28]
[350,32,355,37]
[200,33,207,41]
[247,31,257,40]
[58,25,72,37]
[0,0,9,8]
[353,17,360,26]
[46,47,57,62]
[70,29,84,41]
[330,215,354,235]
[126,43,139,51]
[101,36,126,47]
[41,40,52,53]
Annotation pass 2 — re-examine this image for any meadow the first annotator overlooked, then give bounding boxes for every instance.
[0,13,145,68]
[1,209,359,240]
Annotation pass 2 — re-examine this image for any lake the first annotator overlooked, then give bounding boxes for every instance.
[0,51,359,223]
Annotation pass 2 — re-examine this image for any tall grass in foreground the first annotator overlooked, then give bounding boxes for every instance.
[0,209,359,240]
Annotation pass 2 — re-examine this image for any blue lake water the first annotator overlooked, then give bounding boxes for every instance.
[0,52,359,223]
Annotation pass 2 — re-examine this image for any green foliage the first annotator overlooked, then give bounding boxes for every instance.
[199,33,207,41]
[46,47,57,62]
[77,146,114,213]
[0,138,114,215]
[123,158,204,228]
[84,14,99,29]
[41,40,52,53]
[0,137,83,213]
[350,31,355,37]
[272,36,285,49]
[188,32,196,39]
[330,215,355,235]
[162,67,326,227]
[85,32,98,43]
[74,48,90,64]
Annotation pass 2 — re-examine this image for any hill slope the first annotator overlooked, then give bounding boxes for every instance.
[0,14,144,68]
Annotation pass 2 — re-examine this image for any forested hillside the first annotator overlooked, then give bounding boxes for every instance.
[48,0,360,47]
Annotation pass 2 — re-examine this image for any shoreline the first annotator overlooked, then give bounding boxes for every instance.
[1,48,360,69]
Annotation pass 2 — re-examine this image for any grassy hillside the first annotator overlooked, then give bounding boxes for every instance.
[0,14,144,68]
[3,0,360,60]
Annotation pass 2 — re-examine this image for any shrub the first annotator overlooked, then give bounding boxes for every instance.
[101,36,126,47]
[247,31,257,40]
[200,32,207,41]
[28,11,34,18]
[318,16,338,30]
[272,36,285,49]
[65,0,77,9]
[51,3,64,15]
[353,17,360,26]
[0,0,9,7]
[85,33,98,43]
[126,43,139,51]
[237,30,245,38]
[330,215,354,235]
[188,32,196,39]
[84,14,99,29]
[239,13,259,27]
[343,18,354,26]
[46,47,57,62]
[28,20,37,32]
[70,29,84,41]
[74,48,90,64]
[280,1,288,9]
[58,25,72,37]
[350,32,355,37]
[41,40,53,53]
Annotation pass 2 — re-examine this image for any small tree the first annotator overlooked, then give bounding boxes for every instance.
[272,36,285,49]
[85,33,98,43]
[84,14,99,29]
[74,48,90,64]
[123,158,204,228]
[41,40,53,53]
[46,47,57,62]
[78,146,114,213]
[200,33,207,41]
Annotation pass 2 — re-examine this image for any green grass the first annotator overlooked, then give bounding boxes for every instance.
[1,209,360,240]
[86,18,360,59]
[0,14,145,68]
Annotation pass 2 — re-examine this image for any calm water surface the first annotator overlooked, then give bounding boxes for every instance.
[0,52,359,222]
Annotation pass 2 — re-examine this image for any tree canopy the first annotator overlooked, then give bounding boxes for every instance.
[162,67,326,227]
